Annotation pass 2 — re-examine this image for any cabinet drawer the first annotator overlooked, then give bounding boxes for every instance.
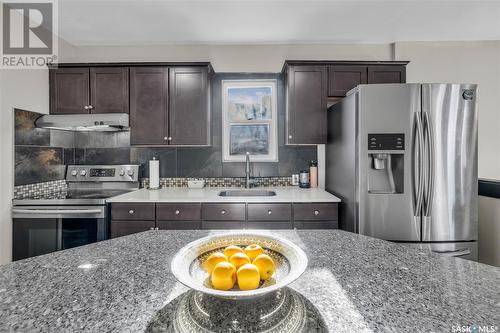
[293,203,338,221]
[110,221,155,238]
[247,221,293,230]
[111,203,155,221]
[156,203,201,221]
[294,220,338,229]
[202,221,244,230]
[247,204,291,221]
[157,220,201,230]
[202,204,246,221]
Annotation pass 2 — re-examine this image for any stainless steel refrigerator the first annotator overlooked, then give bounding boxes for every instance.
[326,83,478,260]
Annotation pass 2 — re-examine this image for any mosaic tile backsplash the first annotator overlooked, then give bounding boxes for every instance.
[13,177,293,199]
[14,180,67,200]
[140,177,292,189]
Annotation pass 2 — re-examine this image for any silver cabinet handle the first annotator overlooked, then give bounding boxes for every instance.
[314,210,320,216]
[84,105,89,110]
[163,137,168,141]
[168,137,172,141]
[175,210,180,215]
[288,135,293,139]
[268,210,272,215]
[88,105,93,110]
[221,209,226,215]
[155,227,159,230]
[129,209,135,214]
[149,227,155,230]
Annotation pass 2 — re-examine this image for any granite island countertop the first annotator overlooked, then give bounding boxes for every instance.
[1,230,499,332]
[106,186,341,203]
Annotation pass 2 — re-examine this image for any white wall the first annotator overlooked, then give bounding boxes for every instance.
[394,41,500,180]
[0,69,49,265]
[59,43,393,72]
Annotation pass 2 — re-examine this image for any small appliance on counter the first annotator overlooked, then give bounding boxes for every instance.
[12,164,140,261]
[299,170,310,188]
[188,179,205,188]
[149,157,160,190]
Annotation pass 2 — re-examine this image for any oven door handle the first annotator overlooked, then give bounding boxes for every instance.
[12,209,103,214]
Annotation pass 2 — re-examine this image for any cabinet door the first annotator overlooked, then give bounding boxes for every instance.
[367,66,406,84]
[169,67,210,145]
[50,68,90,114]
[110,221,155,238]
[111,203,156,221]
[130,67,169,145]
[202,203,246,221]
[202,221,244,230]
[90,67,129,114]
[328,66,367,97]
[13,218,58,261]
[287,65,327,144]
[157,221,201,230]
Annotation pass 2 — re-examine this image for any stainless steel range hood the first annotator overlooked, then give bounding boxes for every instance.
[35,113,129,132]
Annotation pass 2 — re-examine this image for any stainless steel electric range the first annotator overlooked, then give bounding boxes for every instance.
[12,164,140,261]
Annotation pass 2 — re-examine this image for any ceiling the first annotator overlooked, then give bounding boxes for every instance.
[58,0,500,46]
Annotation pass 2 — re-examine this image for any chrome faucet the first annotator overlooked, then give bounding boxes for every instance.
[245,152,252,188]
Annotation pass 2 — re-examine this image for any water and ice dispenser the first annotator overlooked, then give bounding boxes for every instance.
[367,134,405,194]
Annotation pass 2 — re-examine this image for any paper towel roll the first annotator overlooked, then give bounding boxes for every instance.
[149,157,160,189]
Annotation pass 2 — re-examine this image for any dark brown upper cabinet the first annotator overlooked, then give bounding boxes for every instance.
[328,66,368,97]
[90,67,129,113]
[286,65,328,145]
[169,67,210,145]
[50,67,129,114]
[130,65,211,146]
[367,65,406,84]
[49,68,90,114]
[129,67,169,145]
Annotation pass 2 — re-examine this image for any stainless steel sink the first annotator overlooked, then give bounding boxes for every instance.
[218,190,277,197]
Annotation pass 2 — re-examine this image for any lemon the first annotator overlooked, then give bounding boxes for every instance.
[244,244,264,261]
[223,245,244,259]
[236,263,260,290]
[252,254,275,280]
[229,252,251,269]
[202,252,228,274]
[211,261,237,291]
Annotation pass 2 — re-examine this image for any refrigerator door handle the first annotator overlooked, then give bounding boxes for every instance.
[414,113,425,216]
[423,111,435,217]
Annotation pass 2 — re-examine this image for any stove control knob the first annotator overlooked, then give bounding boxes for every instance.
[119,169,125,176]
[80,170,87,176]
[71,170,78,176]
[127,170,134,176]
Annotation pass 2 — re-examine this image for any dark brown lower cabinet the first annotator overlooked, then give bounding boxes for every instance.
[110,202,339,237]
[247,221,293,229]
[110,221,155,238]
[202,221,245,229]
[294,220,339,229]
[157,221,201,230]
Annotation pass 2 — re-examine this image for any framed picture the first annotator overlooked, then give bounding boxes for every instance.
[222,80,278,162]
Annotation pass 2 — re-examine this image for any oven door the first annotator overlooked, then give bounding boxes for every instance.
[12,206,106,261]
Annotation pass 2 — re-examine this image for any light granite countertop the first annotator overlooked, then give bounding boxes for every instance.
[106,186,341,203]
[0,230,499,332]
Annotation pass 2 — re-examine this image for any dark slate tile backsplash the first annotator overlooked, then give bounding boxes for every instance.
[15,74,316,185]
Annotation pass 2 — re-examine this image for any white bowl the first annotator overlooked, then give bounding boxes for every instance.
[170,232,308,299]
